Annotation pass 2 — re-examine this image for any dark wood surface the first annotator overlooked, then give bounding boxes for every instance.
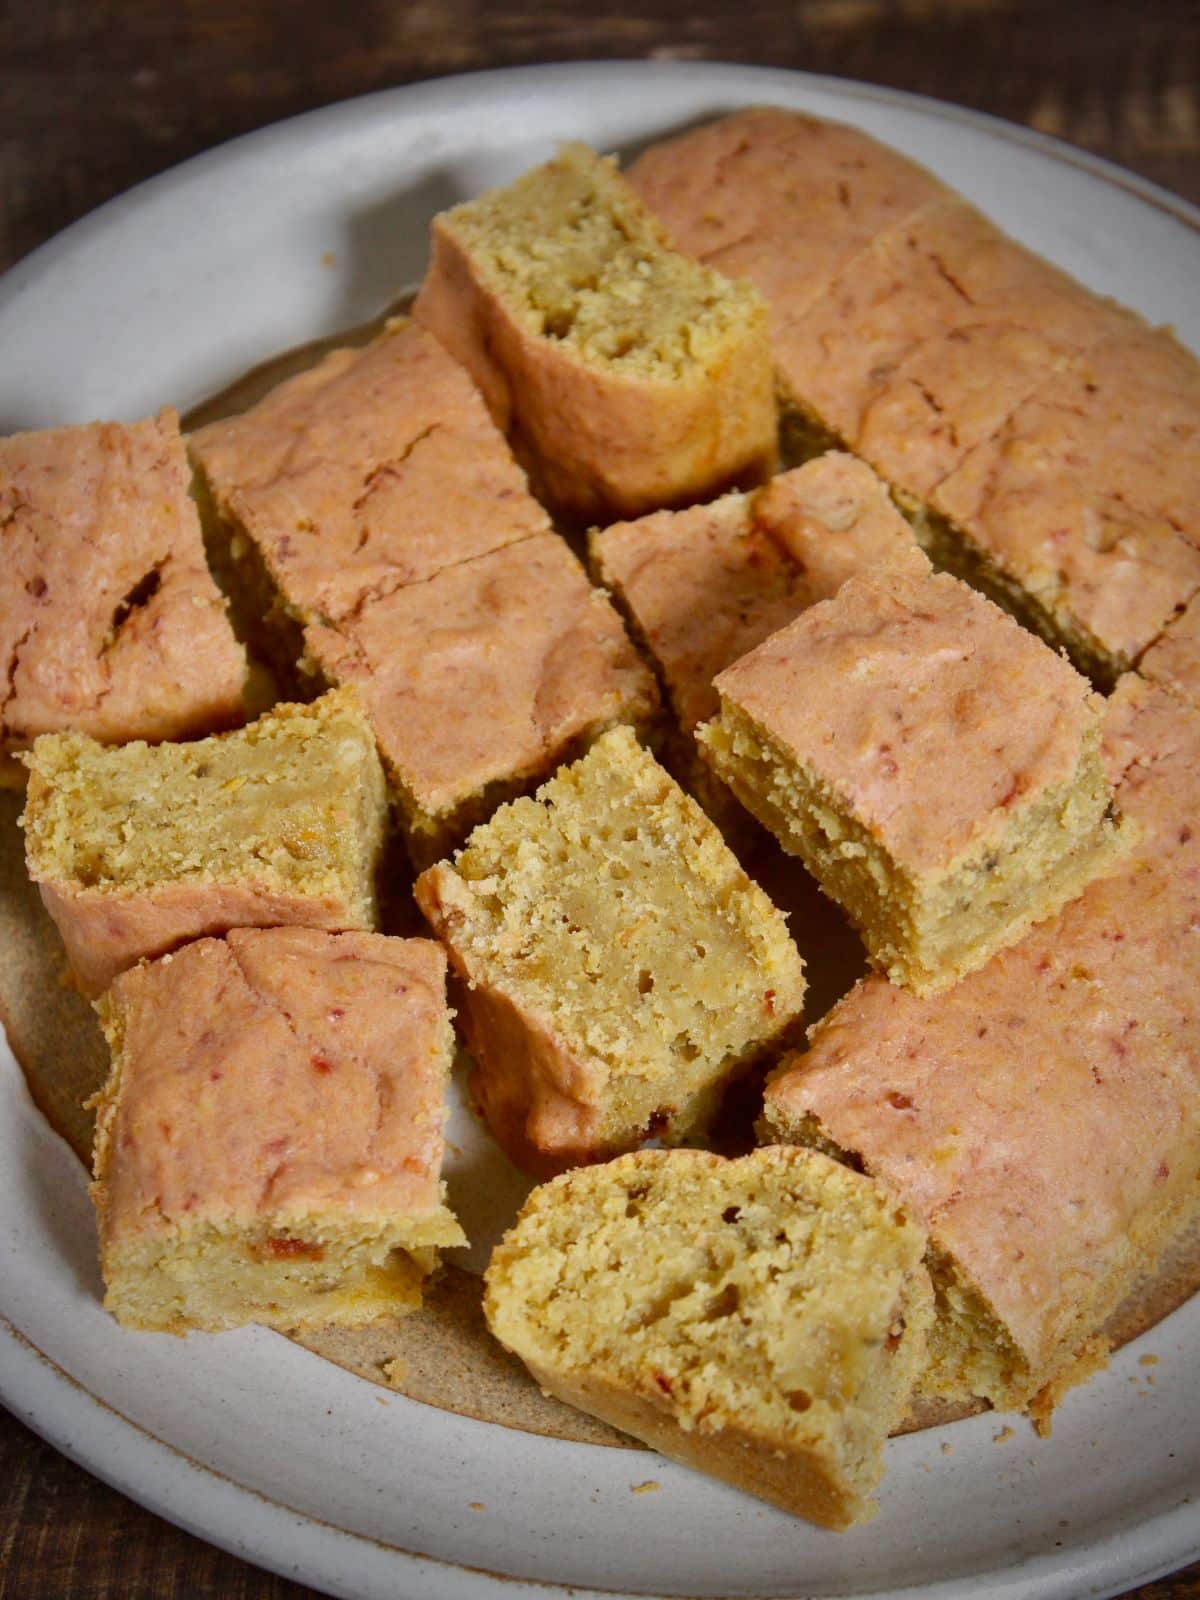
[2,2,1198,1597]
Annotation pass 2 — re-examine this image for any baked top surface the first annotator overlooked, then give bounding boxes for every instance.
[189,317,550,622]
[766,675,1200,1365]
[304,533,657,817]
[711,564,1099,874]
[0,409,245,748]
[594,453,922,733]
[95,927,455,1239]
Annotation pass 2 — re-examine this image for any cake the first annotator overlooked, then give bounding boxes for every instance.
[591,452,925,740]
[21,688,386,997]
[0,410,247,782]
[188,316,551,668]
[484,1146,933,1528]
[761,674,1200,1424]
[91,926,465,1333]
[304,534,659,865]
[698,566,1128,994]
[629,109,1200,686]
[1139,592,1200,709]
[413,143,777,520]
[414,727,805,1175]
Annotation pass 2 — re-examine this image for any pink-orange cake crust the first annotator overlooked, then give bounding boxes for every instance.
[95,928,457,1243]
[188,318,550,623]
[0,411,246,756]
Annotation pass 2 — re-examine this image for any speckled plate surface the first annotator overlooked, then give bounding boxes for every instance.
[1,60,1198,1600]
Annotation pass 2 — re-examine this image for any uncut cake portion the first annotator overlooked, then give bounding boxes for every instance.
[413,143,776,520]
[761,673,1200,1426]
[699,565,1127,994]
[629,109,1200,685]
[92,926,464,1333]
[591,453,925,742]
[415,728,805,1176]
[22,688,386,997]
[484,1146,932,1529]
[1139,591,1200,710]
[305,534,658,866]
[188,316,551,656]
[0,410,247,781]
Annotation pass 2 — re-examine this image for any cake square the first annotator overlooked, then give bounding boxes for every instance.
[413,143,777,520]
[931,327,1200,683]
[188,317,551,647]
[591,453,925,738]
[762,675,1200,1426]
[484,1146,932,1529]
[414,726,805,1175]
[91,926,464,1333]
[22,687,387,997]
[0,409,247,780]
[304,533,659,865]
[699,565,1127,994]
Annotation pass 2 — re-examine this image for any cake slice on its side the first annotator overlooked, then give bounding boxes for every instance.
[415,728,805,1176]
[484,1146,932,1529]
[92,927,465,1333]
[21,688,387,997]
[304,534,659,866]
[0,409,247,783]
[761,675,1200,1427]
[413,143,777,520]
[699,565,1128,995]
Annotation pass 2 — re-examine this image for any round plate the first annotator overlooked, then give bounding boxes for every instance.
[2,60,1198,1600]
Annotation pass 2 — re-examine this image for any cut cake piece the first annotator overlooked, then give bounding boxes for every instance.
[188,316,551,658]
[415,727,805,1176]
[591,452,925,740]
[21,687,386,997]
[304,533,658,866]
[698,564,1127,994]
[761,674,1200,1425]
[413,143,777,520]
[484,1145,933,1529]
[0,409,247,781]
[92,926,464,1333]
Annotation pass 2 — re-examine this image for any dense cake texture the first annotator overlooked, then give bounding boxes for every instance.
[0,410,247,780]
[304,534,658,865]
[22,688,386,997]
[92,927,464,1333]
[415,728,805,1175]
[591,453,925,738]
[698,566,1127,994]
[188,316,550,651]
[484,1146,932,1528]
[413,143,777,519]
[630,109,1200,684]
[761,675,1200,1424]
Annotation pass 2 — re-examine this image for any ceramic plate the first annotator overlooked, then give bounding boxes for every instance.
[1,60,1198,1600]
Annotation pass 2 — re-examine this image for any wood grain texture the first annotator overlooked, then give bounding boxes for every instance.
[1,0,1198,1596]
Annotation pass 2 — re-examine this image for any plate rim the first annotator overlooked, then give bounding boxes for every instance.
[2,57,1198,1600]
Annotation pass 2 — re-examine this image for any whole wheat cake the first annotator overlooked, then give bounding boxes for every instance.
[699,564,1128,994]
[92,926,464,1333]
[21,688,387,997]
[629,108,1200,685]
[413,143,777,520]
[188,316,551,644]
[304,533,658,866]
[0,409,247,783]
[415,727,805,1175]
[761,674,1200,1425]
[484,1146,933,1529]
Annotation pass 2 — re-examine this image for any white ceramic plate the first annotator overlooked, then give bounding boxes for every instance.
[1,61,1198,1600]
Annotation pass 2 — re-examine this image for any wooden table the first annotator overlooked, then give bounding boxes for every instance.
[2,2,1198,1596]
